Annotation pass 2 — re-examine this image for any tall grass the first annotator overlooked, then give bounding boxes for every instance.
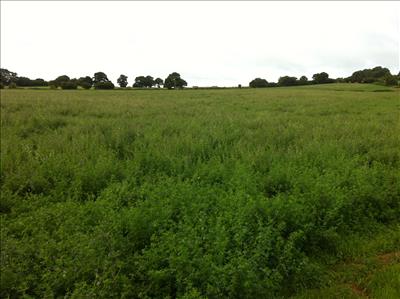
[1,85,399,298]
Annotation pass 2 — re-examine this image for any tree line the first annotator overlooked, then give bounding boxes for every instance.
[1,66,398,89]
[249,66,399,88]
[0,70,187,90]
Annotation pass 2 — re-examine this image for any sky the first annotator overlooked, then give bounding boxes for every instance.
[1,1,399,87]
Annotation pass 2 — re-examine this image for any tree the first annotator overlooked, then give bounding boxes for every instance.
[164,72,187,89]
[117,74,128,88]
[144,76,155,88]
[32,78,48,86]
[93,72,110,84]
[94,81,114,90]
[384,74,398,86]
[16,77,33,86]
[155,78,163,88]
[60,81,78,89]
[312,72,332,84]
[0,68,18,85]
[278,76,297,86]
[93,72,114,89]
[133,76,147,88]
[298,76,308,85]
[249,78,268,88]
[78,76,93,89]
[348,66,391,83]
[54,75,71,87]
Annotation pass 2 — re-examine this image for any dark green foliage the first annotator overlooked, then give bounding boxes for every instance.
[117,74,128,88]
[50,75,71,88]
[16,77,48,87]
[299,76,308,85]
[312,72,334,84]
[278,76,298,86]
[0,68,18,85]
[249,78,268,88]
[93,72,110,85]
[384,74,398,86]
[155,77,163,88]
[60,81,78,90]
[1,85,399,298]
[348,66,392,83]
[78,76,93,89]
[133,75,155,88]
[164,72,187,89]
[94,81,115,90]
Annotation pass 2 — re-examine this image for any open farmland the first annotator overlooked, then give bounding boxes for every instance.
[1,84,399,298]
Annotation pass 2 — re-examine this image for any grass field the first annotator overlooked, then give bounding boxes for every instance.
[1,84,399,298]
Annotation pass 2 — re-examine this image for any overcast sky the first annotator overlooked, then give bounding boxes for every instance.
[1,1,399,87]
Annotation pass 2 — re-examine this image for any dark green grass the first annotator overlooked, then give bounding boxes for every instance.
[1,84,399,298]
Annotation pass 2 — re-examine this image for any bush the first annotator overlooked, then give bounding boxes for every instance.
[0,82,4,89]
[8,82,17,89]
[60,81,78,90]
[94,81,115,90]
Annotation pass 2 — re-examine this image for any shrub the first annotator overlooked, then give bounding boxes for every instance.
[8,82,17,89]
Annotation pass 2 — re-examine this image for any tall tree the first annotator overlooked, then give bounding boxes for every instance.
[93,72,114,89]
[117,74,128,88]
[93,72,110,84]
[133,76,146,88]
[164,72,187,89]
[144,76,154,88]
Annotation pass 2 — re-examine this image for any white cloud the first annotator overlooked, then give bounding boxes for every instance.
[1,1,399,86]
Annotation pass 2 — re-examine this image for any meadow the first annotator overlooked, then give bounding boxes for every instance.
[1,84,399,298]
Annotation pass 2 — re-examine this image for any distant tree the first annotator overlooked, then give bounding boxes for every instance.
[312,72,332,84]
[144,76,155,88]
[249,78,268,88]
[32,78,48,86]
[117,74,128,88]
[384,74,398,86]
[155,77,163,88]
[164,72,187,89]
[93,72,110,84]
[94,81,114,90]
[78,76,93,89]
[298,76,308,85]
[16,77,33,86]
[238,84,242,88]
[348,66,391,83]
[51,75,71,88]
[278,76,297,86]
[0,68,18,85]
[93,72,114,89]
[60,81,78,89]
[133,76,147,88]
